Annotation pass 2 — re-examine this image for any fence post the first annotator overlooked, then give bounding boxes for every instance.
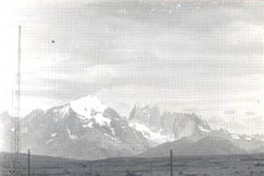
[170,149,173,176]
[28,149,30,176]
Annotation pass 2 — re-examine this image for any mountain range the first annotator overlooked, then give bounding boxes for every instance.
[1,95,264,160]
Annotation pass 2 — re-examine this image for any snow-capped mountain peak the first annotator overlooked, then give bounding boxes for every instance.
[70,95,107,119]
[2,96,264,160]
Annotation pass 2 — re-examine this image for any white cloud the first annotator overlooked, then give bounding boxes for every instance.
[1,0,264,134]
[85,65,119,83]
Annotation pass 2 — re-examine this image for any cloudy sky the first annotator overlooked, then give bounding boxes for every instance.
[0,0,264,134]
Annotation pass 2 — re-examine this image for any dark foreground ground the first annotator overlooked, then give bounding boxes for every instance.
[1,153,264,176]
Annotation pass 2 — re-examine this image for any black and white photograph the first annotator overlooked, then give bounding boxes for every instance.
[0,0,264,175]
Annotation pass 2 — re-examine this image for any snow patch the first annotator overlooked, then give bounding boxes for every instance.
[70,95,112,127]
[231,134,240,140]
[82,115,111,128]
[52,105,70,122]
[93,114,111,127]
[129,122,174,144]
[51,133,57,137]
[53,105,70,118]
[66,126,78,142]
[198,125,211,133]
[111,128,115,136]
[83,121,93,128]
[245,136,252,141]
[70,95,107,120]
[103,133,121,143]
[45,138,54,145]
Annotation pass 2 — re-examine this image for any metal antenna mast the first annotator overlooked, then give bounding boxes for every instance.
[14,25,21,156]
[9,25,21,176]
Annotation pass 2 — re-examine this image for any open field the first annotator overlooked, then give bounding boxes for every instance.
[1,153,264,176]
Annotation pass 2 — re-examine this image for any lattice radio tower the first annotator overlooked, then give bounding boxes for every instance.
[9,25,21,176]
[14,25,21,157]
